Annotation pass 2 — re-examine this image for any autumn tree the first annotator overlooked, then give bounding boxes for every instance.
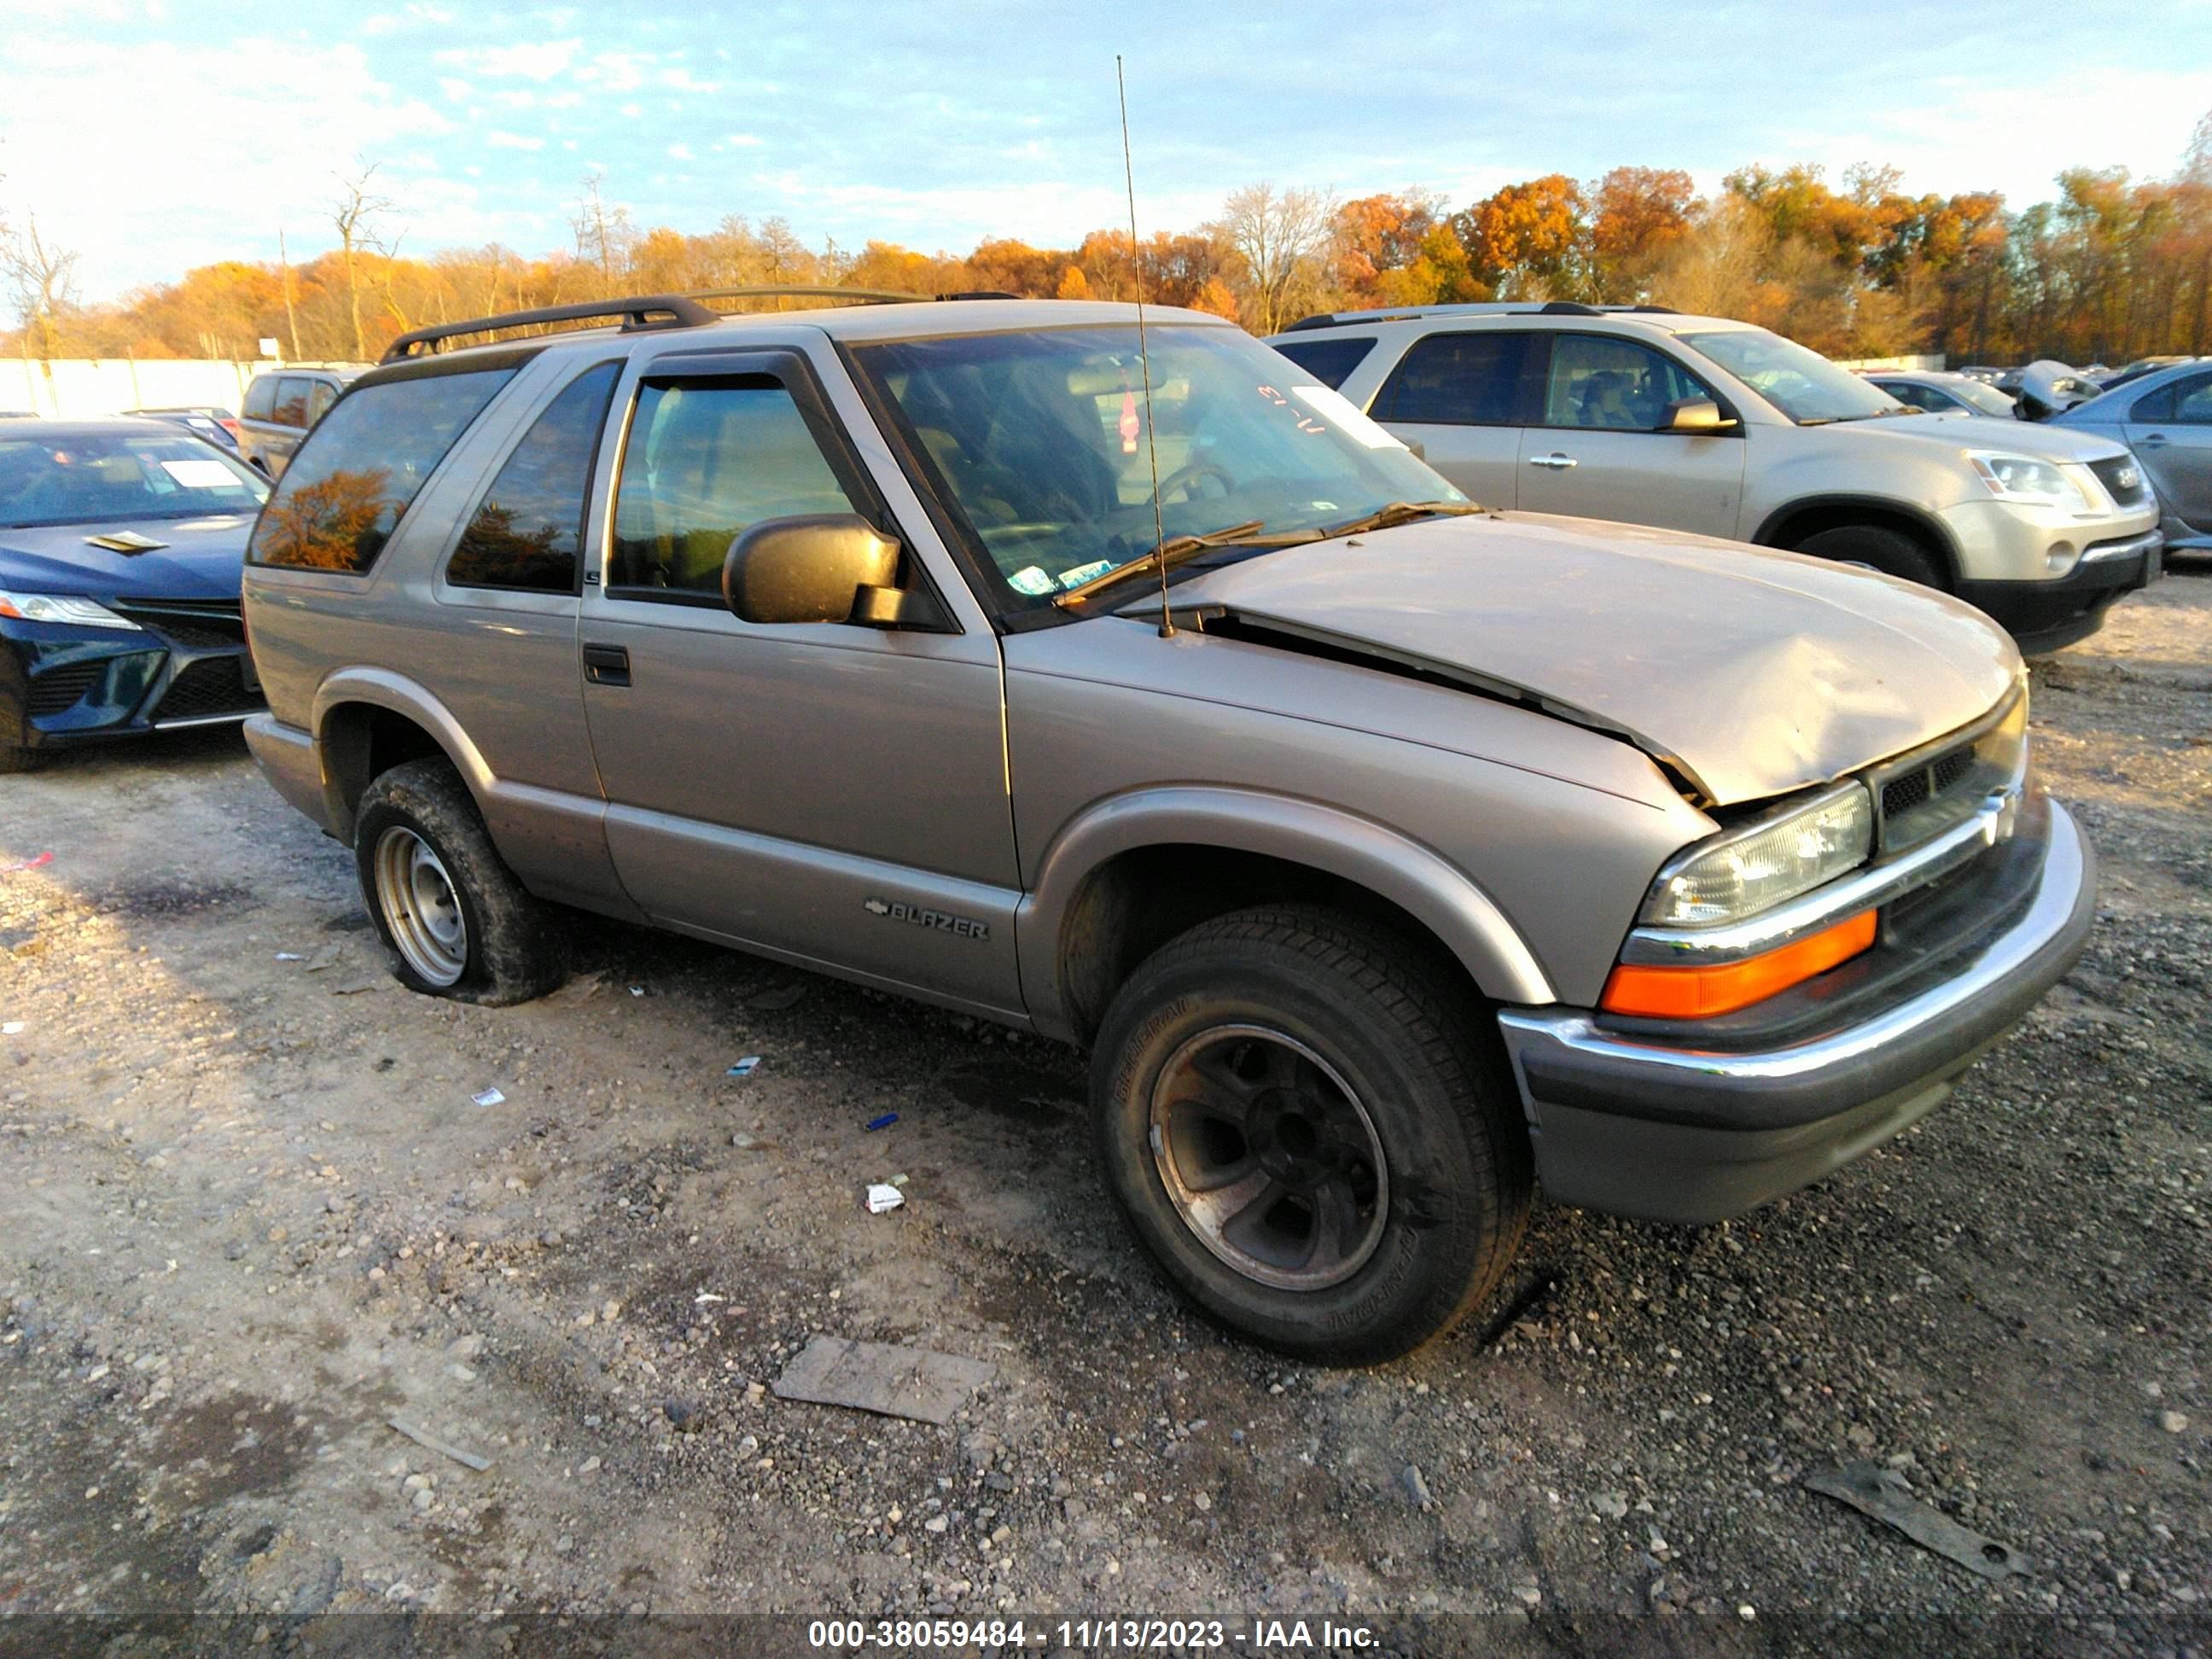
[569,173,636,294]
[1454,174,1591,300]
[330,164,398,360]
[1591,167,1698,300]
[1330,193,1479,306]
[2,211,79,359]
[1212,183,1334,334]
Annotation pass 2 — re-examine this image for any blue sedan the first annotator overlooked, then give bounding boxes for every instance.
[1,420,271,771]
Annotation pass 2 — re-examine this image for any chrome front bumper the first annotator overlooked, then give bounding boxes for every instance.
[1496,797,2096,1224]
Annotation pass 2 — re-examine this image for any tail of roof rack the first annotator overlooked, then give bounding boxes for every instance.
[381,286,1029,362]
[1278,300,1680,333]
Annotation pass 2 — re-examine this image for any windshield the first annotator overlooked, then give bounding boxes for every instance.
[0,429,267,527]
[1680,329,1901,425]
[849,324,1458,608]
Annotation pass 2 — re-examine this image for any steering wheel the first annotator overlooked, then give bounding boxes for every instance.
[1157,459,1234,504]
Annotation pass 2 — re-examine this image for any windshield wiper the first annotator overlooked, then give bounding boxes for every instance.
[1319,499,1482,538]
[1052,521,1283,608]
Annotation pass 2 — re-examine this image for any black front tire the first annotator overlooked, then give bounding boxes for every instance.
[1795,523,1945,589]
[352,758,565,1005]
[1090,905,1532,1365]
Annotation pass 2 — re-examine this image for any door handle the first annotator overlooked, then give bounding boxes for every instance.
[2138,434,2168,449]
[581,643,631,686]
[1528,452,1579,469]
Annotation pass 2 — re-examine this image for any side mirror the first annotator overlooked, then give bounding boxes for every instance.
[1663,396,1737,434]
[722,514,946,630]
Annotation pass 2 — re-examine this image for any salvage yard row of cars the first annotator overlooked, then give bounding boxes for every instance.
[0,290,2179,1358]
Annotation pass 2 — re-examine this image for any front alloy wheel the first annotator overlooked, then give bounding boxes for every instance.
[1150,1026,1388,1291]
[1091,905,1532,1365]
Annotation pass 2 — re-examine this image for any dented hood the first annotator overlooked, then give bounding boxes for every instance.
[1166,513,2020,806]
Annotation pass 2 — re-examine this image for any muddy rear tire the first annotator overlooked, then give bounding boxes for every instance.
[353,758,565,1005]
[1090,905,1532,1365]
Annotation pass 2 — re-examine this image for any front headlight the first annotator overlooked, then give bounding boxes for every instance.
[1640,783,1873,927]
[0,591,143,630]
[1967,451,2091,511]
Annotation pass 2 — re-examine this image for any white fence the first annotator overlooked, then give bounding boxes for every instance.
[7,357,288,418]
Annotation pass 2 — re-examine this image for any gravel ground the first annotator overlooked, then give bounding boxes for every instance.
[0,572,2204,1656]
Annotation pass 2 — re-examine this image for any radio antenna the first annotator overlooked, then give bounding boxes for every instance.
[1116,55,1173,638]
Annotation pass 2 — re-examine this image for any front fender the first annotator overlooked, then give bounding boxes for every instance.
[1016,784,1555,1040]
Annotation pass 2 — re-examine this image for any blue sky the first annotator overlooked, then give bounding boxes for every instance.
[5,0,2210,301]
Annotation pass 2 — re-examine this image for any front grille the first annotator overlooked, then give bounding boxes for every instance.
[113,598,245,652]
[1879,741,1979,836]
[25,660,106,717]
[1873,693,2029,856]
[151,656,262,722]
[1883,769,1932,818]
[2087,454,2151,509]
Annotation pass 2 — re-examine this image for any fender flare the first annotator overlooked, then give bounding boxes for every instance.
[311,667,497,842]
[1016,784,1554,1039]
[1751,494,1963,584]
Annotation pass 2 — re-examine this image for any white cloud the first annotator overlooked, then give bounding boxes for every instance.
[436,76,471,101]
[363,2,454,32]
[486,131,544,151]
[661,67,721,93]
[1781,67,2207,207]
[725,133,764,148]
[433,38,581,80]
[0,32,485,296]
[578,49,654,92]
[754,173,1224,250]
[667,143,695,161]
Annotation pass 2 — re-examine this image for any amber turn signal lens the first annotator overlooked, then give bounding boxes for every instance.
[1601,910,1877,1020]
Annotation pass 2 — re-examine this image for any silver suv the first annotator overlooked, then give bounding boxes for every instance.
[237,366,362,477]
[241,293,2095,1362]
[1270,304,2161,651]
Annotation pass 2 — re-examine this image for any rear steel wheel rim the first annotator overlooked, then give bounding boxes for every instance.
[372,826,467,987]
[1149,1024,1389,1291]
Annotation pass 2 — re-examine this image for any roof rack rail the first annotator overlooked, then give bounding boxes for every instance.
[381,285,1043,364]
[687,284,923,306]
[687,285,1021,306]
[1278,299,1681,333]
[381,295,717,363]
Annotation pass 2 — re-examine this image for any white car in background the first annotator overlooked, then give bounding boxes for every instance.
[1862,369,2019,420]
[1270,303,2162,651]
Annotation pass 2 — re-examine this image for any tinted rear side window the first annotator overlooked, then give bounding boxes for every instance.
[1371,332,1537,425]
[242,377,277,422]
[447,360,620,593]
[1272,336,1377,391]
[609,378,861,597]
[272,377,311,428]
[249,368,515,573]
